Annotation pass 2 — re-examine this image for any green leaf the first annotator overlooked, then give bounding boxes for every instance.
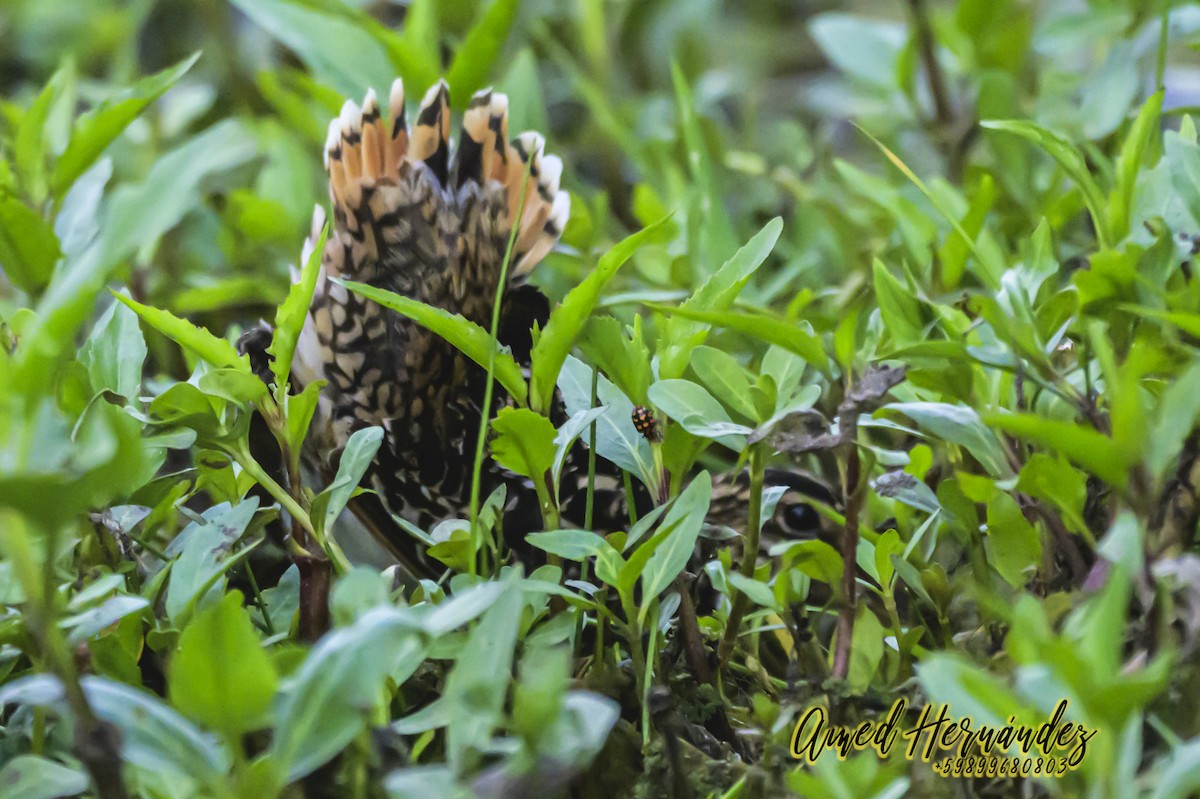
[651,304,828,373]
[980,119,1111,248]
[444,583,523,768]
[229,0,394,97]
[847,604,884,692]
[808,13,905,87]
[445,0,521,106]
[169,590,278,736]
[270,607,423,781]
[1106,90,1163,242]
[512,645,569,746]
[81,291,147,402]
[0,198,61,294]
[13,68,63,205]
[551,406,606,487]
[311,426,384,535]
[530,215,671,412]
[726,572,777,610]
[268,221,328,396]
[872,259,924,345]
[0,755,88,799]
[1148,361,1200,483]
[527,529,618,562]
[165,500,260,624]
[284,379,326,453]
[985,493,1041,588]
[637,472,712,624]
[111,291,250,373]
[690,346,757,421]
[657,218,783,379]
[770,540,844,586]
[1166,133,1200,233]
[578,315,652,405]
[648,378,751,451]
[50,53,200,198]
[558,355,657,492]
[490,407,557,482]
[886,402,1012,478]
[336,278,528,405]
[984,411,1128,489]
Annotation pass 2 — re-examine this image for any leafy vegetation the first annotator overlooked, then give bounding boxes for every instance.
[3,0,1200,797]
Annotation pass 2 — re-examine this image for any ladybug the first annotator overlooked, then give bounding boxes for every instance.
[631,405,662,443]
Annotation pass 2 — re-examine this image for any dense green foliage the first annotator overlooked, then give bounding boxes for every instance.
[3,0,1200,796]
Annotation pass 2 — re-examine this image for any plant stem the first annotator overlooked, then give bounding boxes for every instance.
[906,0,952,128]
[832,429,864,681]
[0,513,130,799]
[717,443,766,671]
[468,159,533,575]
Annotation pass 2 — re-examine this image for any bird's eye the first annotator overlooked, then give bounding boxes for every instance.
[781,502,819,535]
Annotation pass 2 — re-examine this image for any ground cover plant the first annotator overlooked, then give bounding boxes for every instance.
[3,0,1200,797]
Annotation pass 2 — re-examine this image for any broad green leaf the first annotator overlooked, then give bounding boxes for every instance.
[421,581,508,636]
[917,654,1038,731]
[551,406,606,486]
[490,407,556,481]
[727,572,777,610]
[312,426,384,535]
[80,290,146,402]
[0,198,61,294]
[230,0,394,97]
[657,218,783,379]
[651,304,828,372]
[558,355,657,492]
[526,529,618,562]
[336,278,528,405]
[847,604,884,692]
[445,0,521,106]
[512,645,569,746]
[886,402,1011,478]
[873,259,924,345]
[271,606,423,780]
[111,291,249,373]
[981,119,1110,247]
[637,472,712,624]
[62,595,148,647]
[81,676,230,788]
[165,500,260,623]
[13,68,63,205]
[50,53,200,198]
[648,378,751,451]
[284,379,326,453]
[1166,133,1200,234]
[1148,361,1200,482]
[690,346,757,421]
[770,540,844,586]
[530,215,671,413]
[1016,453,1088,536]
[0,755,88,799]
[808,13,905,87]
[169,590,278,736]
[444,583,523,768]
[985,493,1041,588]
[578,314,652,405]
[1106,91,1163,242]
[331,567,392,625]
[268,221,328,396]
[984,411,1128,488]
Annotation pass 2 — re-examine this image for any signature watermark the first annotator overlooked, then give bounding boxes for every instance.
[790,699,1097,778]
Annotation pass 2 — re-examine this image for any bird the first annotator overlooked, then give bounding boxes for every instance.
[240,77,835,580]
